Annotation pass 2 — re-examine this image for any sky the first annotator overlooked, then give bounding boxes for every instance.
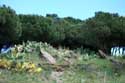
[0,0,125,20]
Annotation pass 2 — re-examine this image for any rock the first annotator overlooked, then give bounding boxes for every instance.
[40,49,56,64]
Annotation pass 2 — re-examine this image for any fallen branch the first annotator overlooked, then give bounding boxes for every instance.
[40,49,56,65]
[98,49,125,67]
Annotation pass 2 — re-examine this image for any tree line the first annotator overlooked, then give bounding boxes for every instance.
[0,5,125,53]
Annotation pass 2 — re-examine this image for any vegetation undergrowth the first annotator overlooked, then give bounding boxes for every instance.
[0,41,125,83]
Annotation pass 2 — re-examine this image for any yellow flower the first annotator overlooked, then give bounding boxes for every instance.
[35,67,42,73]
[28,63,36,69]
[21,62,28,69]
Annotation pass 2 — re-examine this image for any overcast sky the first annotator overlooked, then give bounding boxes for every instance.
[0,0,125,20]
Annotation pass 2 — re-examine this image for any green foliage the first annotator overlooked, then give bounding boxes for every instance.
[0,41,125,83]
[84,11,125,52]
[0,5,21,44]
[19,14,52,42]
[0,5,125,53]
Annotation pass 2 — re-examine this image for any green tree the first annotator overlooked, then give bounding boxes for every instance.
[84,11,125,52]
[19,14,52,42]
[0,5,21,44]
